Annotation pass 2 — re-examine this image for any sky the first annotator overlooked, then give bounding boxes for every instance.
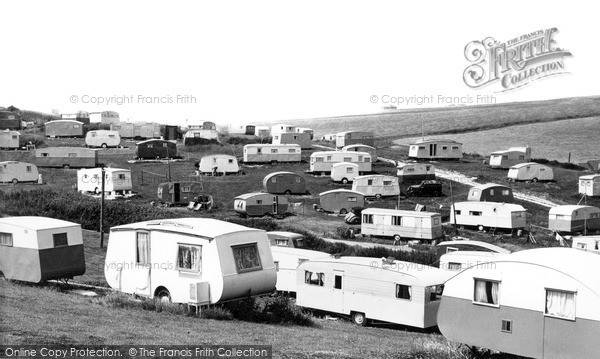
[1,1,598,127]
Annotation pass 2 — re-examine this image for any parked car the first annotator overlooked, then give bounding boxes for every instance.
[406,180,443,197]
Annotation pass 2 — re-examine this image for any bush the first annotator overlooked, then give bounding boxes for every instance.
[224,297,315,326]
[532,158,585,170]
[0,188,179,232]
[200,307,234,320]
[19,134,45,147]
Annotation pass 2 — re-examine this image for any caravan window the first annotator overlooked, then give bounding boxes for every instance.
[519,155,525,160]
[68,153,77,157]
[545,289,575,320]
[454,210,462,215]
[256,200,262,204]
[502,189,510,196]
[305,271,324,286]
[473,279,499,306]
[427,285,444,301]
[232,243,262,273]
[396,284,412,300]
[383,180,392,186]
[181,185,191,192]
[53,233,68,247]
[26,166,32,172]
[163,143,168,147]
[489,189,495,196]
[576,242,587,250]
[42,153,49,157]
[295,177,301,183]
[334,275,342,289]
[433,218,440,225]
[406,168,415,173]
[288,148,296,153]
[442,146,448,150]
[177,244,202,272]
[363,214,373,224]
[275,239,289,246]
[425,165,431,171]
[0,232,13,247]
[346,167,354,173]
[392,216,402,226]
[343,157,351,162]
[419,146,425,149]
[469,211,482,216]
[136,232,150,265]
[347,197,357,202]
[315,157,323,162]
[271,177,277,183]
[109,135,116,138]
[271,149,278,154]
[228,159,233,163]
[452,146,459,150]
[367,179,373,185]
[447,262,462,271]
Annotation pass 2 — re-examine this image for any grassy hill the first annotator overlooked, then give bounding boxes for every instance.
[289,96,600,139]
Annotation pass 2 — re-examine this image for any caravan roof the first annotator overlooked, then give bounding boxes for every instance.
[111,218,261,239]
[549,205,599,216]
[412,138,462,145]
[362,207,439,219]
[491,147,529,154]
[319,189,362,196]
[580,174,600,180]
[436,240,511,254]
[307,256,448,286]
[0,216,80,231]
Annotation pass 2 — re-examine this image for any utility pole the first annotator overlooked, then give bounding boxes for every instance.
[100,166,105,248]
[450,180,457,234]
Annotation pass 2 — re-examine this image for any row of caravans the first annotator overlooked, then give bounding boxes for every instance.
[4,214,598,357]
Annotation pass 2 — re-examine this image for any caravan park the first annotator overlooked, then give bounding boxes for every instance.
[1,96,600,358]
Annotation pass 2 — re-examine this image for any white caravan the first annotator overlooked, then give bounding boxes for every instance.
[351,175,400,198]
[330,162,359,184]
[270,247,329,293]
[507,162,554,182]
[361,208,443,241]
[296,256,451,328]
[77,168,133,199]
[309,151,371,174]
[105,218,277,305]
[450,201,527,231]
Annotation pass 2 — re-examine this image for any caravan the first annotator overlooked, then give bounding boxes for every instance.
[271,247,328,293]
[548,205,600,233]
[507,162,554,182]
[0,130,19,149]
[136,139,177,159]
[198,155,240,175]
[309,151,372,174]
[572,235,600,254]
[0,217,86,283]
[243,144,301,163]
[335,131,374,148]
[467,183,514,202]
[396,162,436,183]
[341,144,377,162]
[263,172,307,195]
[156,182,205,206]
[272,132,311,149]
[438,248,600,359]
[296,256,450,328]
[77,168,133,199]
[579,174,600,197]
[489,147,531,168]
[330,162,359,184]
[450,202,527,231]
[105,218,276,304]
[35,147,98,168]
[44,120,84,137]
[0,161,39,183]
[361,208,443,241]
[234,193,289,217]
[408,139,462,160]
[351,175,400,198]
[85,130,121,148]
[318,189,365,214]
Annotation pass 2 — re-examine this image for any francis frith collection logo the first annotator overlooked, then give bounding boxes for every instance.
[463,28,572,91]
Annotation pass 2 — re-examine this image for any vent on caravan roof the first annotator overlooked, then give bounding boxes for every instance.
[147,220,195,229]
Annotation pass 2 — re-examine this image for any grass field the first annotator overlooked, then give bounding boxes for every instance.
[289,96,600,140]
[395,116,600,163]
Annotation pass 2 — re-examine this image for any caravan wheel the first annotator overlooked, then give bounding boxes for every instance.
[341,177,348,184]
[284,190,292,195]
[63,164,70,169]
[532,178,538,183]
[478,225,484,231]
[375,194,382,199]
[156,288,172,303]
[94,187,100,194]
[11,178,18,184]
[352,312,367,326]
[101,143,108,148]
[393,234,402,241]
[339,208,348,215]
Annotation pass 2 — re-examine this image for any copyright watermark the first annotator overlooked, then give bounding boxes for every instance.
[69,94,197,105]
[370,94,496,106]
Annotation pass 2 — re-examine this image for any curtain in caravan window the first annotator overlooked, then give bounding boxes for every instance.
[545,290,575,319]
[177,244,202,272]
[474,279,498,305]
[305,270,312,284]
[136,232,150,265]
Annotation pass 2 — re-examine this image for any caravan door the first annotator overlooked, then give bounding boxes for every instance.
[430,144,437,157]
[330,270,345,313]
[122,231,152,297]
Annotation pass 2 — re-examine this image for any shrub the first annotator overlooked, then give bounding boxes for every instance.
[200,307,234,320]
[19,134,45,147]
[532,158,585,170]
[252,297,314,326]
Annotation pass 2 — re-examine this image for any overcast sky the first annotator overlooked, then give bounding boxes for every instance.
[1,1,597,126]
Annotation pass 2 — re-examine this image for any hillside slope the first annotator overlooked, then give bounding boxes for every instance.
[289,96,600,139]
